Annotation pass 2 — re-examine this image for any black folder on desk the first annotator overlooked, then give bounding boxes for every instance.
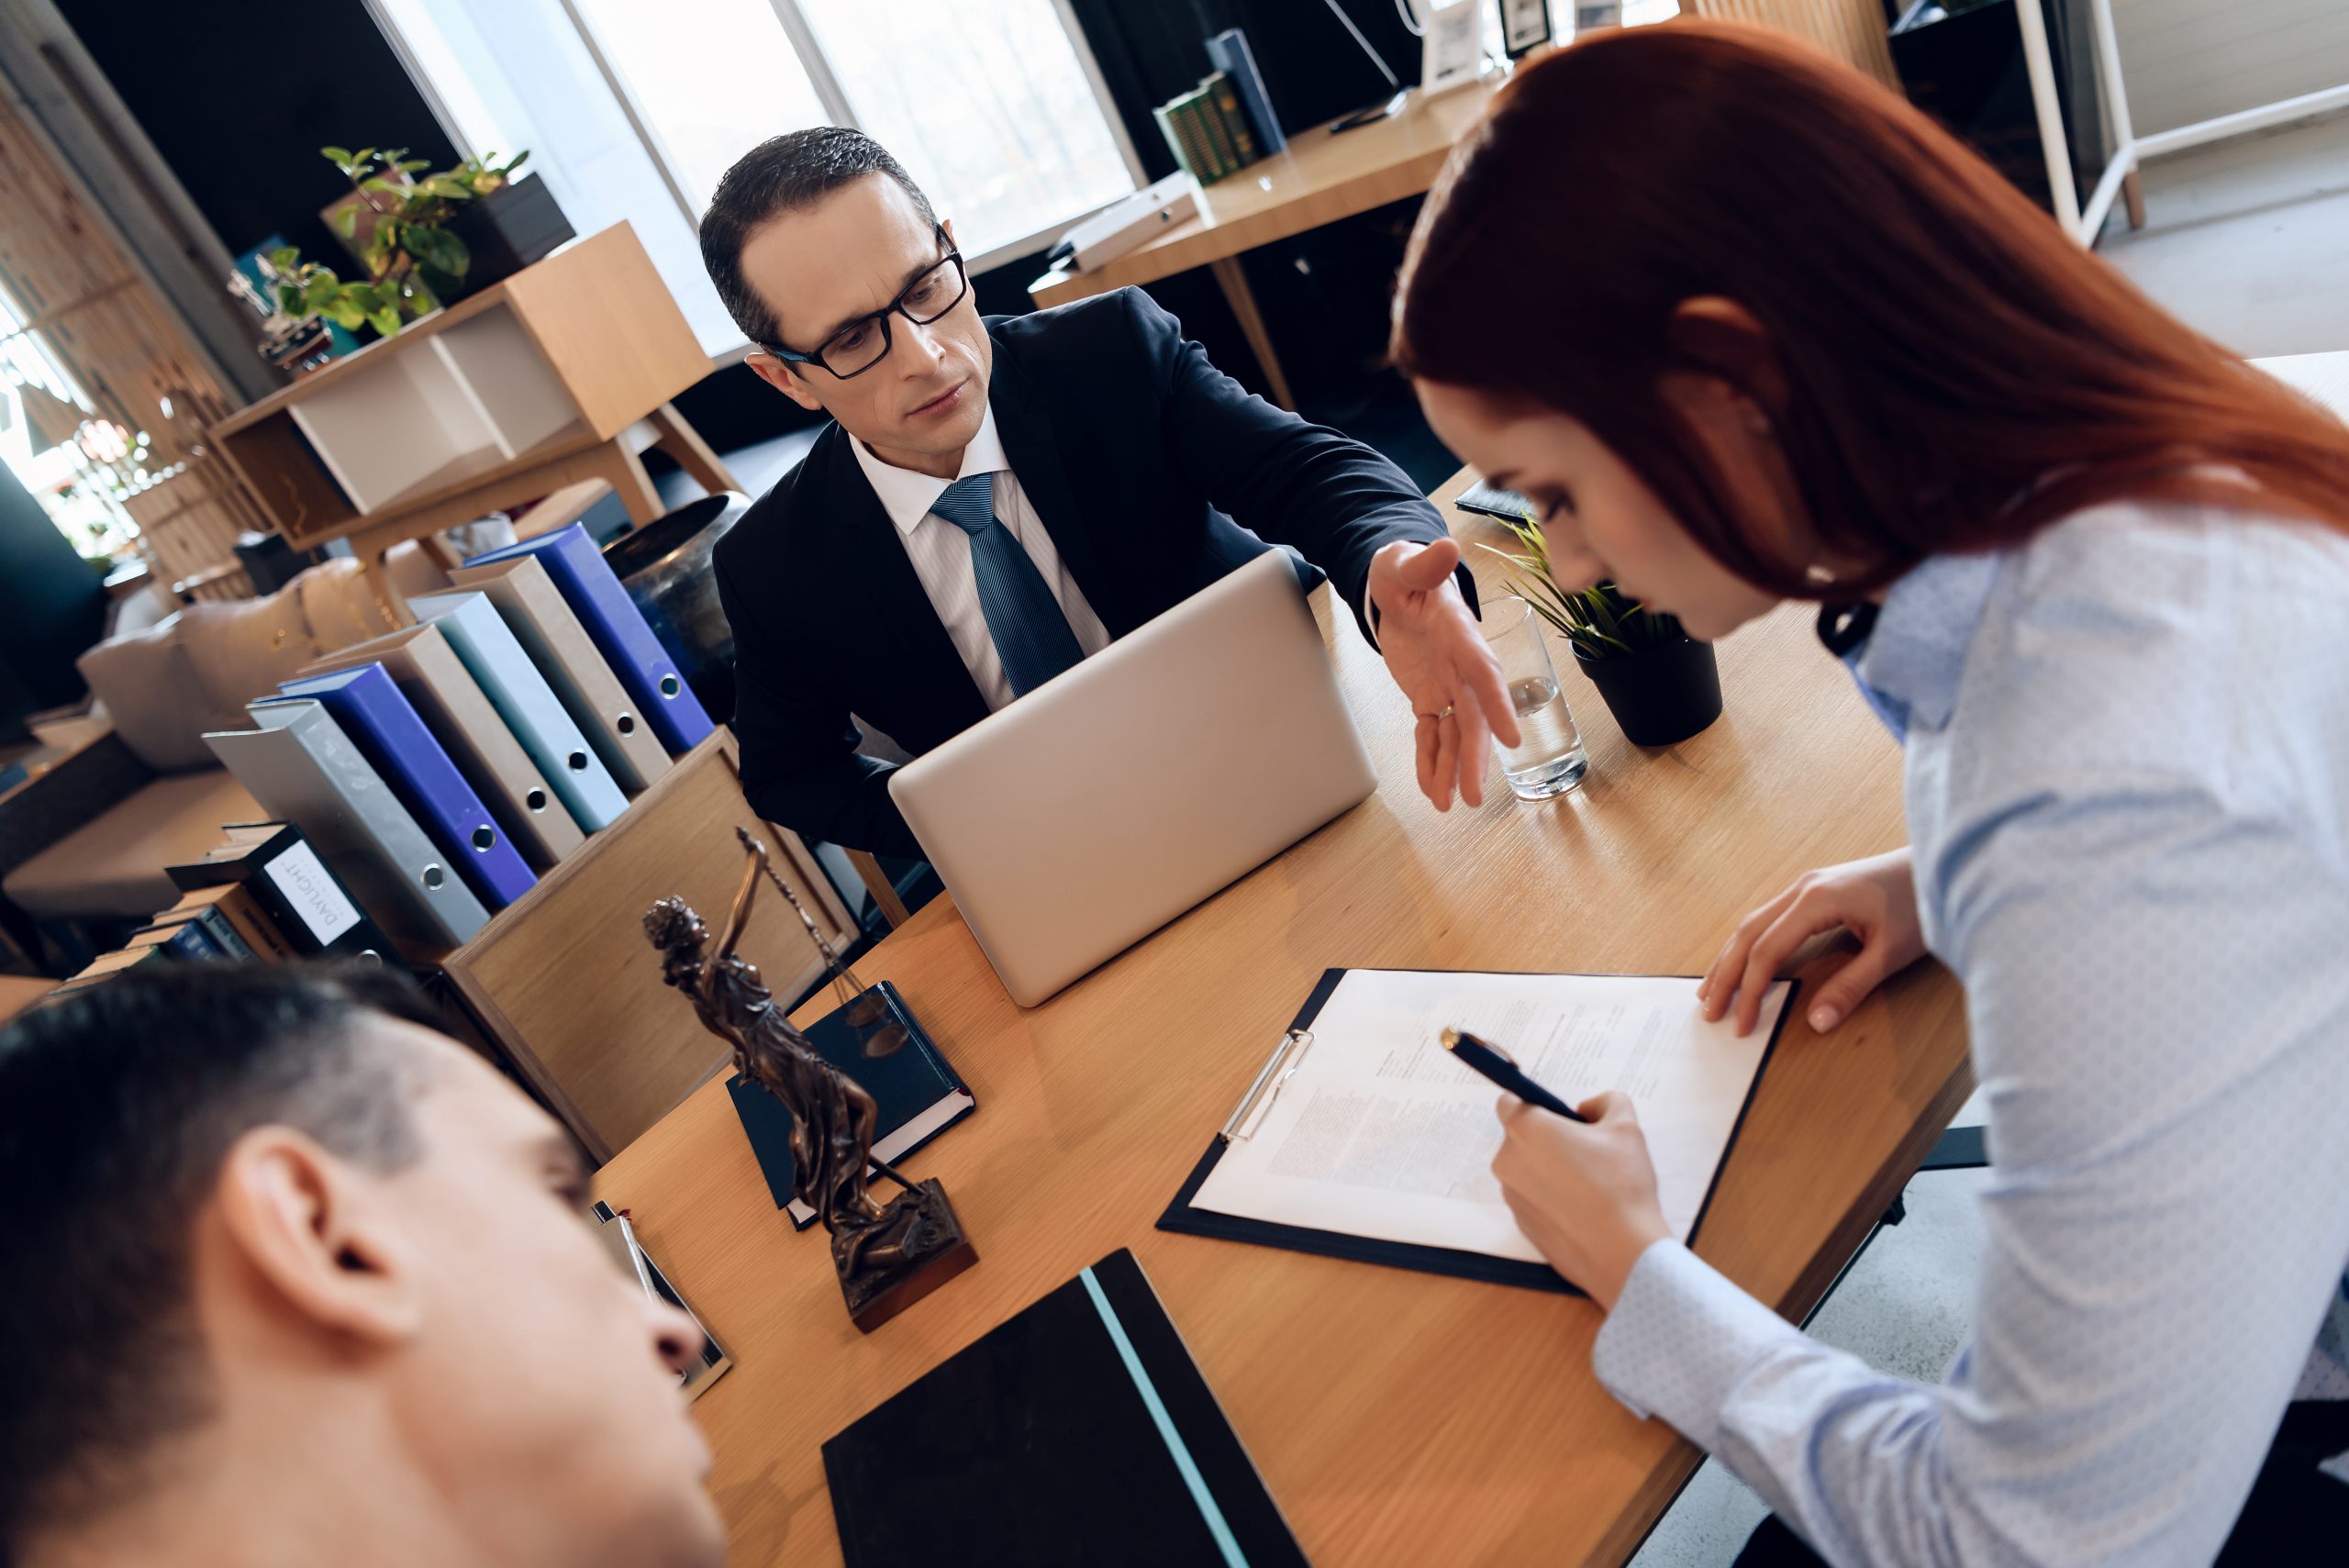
[1157,968,1795,1296]
[725,981,974,1229]
[822,1248,1309,1568]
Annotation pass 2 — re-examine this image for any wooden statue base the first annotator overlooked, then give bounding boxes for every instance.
[833,1177,978,1334]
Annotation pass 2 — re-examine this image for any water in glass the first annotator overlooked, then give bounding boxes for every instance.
[1501,674,1588,799]
[1477,595,1589,801]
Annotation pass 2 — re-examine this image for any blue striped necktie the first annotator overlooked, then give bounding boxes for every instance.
[929,473,1085,696]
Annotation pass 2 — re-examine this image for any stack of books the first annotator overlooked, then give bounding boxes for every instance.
[1155,67,1274,185]
[166,822,407,962]
[47,822,397,998]
[194,523,716,955]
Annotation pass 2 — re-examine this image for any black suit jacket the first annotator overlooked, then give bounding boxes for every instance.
[715,286,1462,858]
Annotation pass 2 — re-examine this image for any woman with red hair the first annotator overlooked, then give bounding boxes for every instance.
[1389,21,2349,1566]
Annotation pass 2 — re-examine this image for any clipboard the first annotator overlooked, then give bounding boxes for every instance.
[1156,967,1798,1295]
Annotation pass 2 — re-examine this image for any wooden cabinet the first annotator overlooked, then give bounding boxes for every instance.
[209,223,732,613]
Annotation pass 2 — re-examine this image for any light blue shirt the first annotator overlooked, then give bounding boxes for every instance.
[1591,496,2349,1566]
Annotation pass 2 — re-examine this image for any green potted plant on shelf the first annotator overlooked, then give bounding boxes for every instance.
[1479,514,1723,747]
[269,147,530,339]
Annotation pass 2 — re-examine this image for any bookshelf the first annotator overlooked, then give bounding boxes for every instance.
[208,223,733,614]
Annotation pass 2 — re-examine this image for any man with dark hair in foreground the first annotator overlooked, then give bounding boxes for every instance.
[0,966,722,1568]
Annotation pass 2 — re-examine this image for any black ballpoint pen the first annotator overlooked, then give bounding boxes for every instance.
[1441,1027,1591,1123]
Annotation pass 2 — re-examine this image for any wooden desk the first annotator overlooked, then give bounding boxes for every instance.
[209,223,734,616]
[1027,80,1508,410]
[1026,11,1901,412]
[596,467,1972,1566]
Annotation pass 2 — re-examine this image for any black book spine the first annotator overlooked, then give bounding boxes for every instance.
[167,827,407,971]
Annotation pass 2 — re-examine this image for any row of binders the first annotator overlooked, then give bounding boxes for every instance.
[199,523,717,952]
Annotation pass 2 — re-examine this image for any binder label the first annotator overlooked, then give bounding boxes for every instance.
[263,843,362,944]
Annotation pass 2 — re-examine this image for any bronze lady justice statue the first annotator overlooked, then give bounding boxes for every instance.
[643,828,974,1331]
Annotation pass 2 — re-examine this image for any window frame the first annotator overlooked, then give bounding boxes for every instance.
[517,0,1149,283]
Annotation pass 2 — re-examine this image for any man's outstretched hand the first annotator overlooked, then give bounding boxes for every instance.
[1368,539,1520,811]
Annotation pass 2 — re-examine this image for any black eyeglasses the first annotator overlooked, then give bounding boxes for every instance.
[773,228,969,379]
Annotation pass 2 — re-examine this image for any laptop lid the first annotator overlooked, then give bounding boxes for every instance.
[888,550,1377,1006]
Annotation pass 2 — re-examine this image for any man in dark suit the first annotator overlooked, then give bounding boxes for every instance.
[699,128,1514,858]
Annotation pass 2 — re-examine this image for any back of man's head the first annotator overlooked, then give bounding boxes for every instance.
[0,965,719,1568]
[0,965,434,1546]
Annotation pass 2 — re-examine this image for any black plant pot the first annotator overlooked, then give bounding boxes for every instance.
[446,174,575,294]
[1575,637,1723,747]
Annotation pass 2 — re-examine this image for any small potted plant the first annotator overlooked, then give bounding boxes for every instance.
[444,158,574,290]
[271,147,534,340]
[1480,515,1723,747]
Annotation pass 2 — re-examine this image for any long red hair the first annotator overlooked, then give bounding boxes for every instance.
[1392,22,2349,597]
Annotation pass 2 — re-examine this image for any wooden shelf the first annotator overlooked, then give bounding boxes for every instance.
[208,222,711,550]
[439,731,855,1162]
[362,419,595,517]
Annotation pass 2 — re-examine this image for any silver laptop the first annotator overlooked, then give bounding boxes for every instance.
[888,550,1378,1007]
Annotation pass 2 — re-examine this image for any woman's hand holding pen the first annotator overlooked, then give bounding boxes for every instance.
[1491,1091,1670,1309]
[1496,851,1925,1301]
[1698,848,1929,1037]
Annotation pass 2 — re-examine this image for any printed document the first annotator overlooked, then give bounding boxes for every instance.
[1190,970,1788,1262]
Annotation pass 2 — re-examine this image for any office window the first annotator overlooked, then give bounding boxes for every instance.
[375,0,1140,356]
[375,0,751,352]
[0,278,144,559]
[796,1,1135,259]
[568,0,829,212]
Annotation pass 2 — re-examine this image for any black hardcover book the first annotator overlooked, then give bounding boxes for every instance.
[725,980,974,1229]
[165,822,411,973]
[1206,28,1286,155]
[823,1248,1310,1568]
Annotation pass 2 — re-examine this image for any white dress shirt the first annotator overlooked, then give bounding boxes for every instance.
[848,405,1112,711]
[1590,495,2349,1565]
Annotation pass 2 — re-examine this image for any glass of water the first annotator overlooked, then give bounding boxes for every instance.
[1477,596,1589,800]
